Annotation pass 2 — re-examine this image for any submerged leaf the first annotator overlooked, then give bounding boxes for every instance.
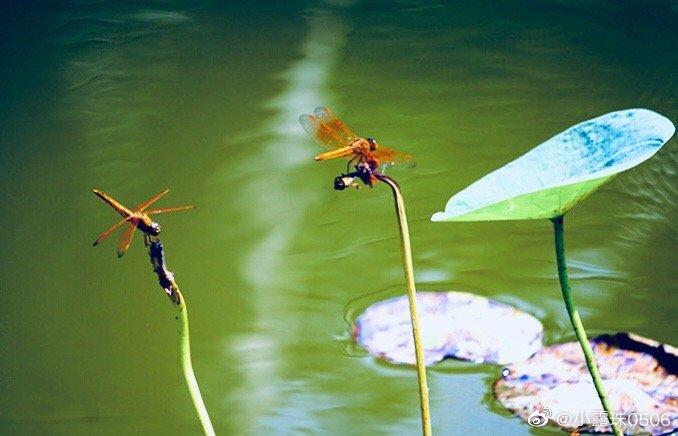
[354,291,543,366]
[494,333,678,435]
[432,109,675,222]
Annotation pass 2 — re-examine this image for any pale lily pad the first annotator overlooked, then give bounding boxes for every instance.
[353,291,543,366]
[494,333,678,435]
[431,109,675,222]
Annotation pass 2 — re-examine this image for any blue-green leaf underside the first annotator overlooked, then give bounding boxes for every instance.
[432,109,675,222]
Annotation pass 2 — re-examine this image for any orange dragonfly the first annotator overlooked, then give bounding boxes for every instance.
[299,107,414,173]
[92,188,193,257]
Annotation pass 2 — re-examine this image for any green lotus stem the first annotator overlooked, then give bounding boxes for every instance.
[551,215,621,436]
[376,173,432,436]
[176,292,216,436]
[145,236,215,436]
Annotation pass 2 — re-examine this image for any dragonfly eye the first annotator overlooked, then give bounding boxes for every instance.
[367,137,378,150]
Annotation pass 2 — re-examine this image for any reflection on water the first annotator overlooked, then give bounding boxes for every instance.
[235,7,347,288]
[0,1,675,434]
[219,5,349,433]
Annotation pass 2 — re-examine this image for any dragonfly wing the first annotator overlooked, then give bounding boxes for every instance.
[117,220,138,257]
[146,205,194,215]
[93,217,130,246]
[372,146,416,168]
[299,113,349,150]
[313,107,357,144]
[134,188,170,212]
[93,189,132,217]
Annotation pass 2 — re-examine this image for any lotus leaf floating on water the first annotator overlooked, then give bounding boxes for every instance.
[354,291,543,366]
[494,333,678,435]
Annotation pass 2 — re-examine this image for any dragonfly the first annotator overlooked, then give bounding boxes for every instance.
[92,188,193,257]
[299,107,414,178]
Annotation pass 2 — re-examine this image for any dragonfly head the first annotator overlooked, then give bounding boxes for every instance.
[149,221,161,236]
[367,137,378,151]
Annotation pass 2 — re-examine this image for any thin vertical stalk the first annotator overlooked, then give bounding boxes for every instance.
[376,173,432,436]
[146,237,216,436]
[177,293,216,436]
[551,215,621,436]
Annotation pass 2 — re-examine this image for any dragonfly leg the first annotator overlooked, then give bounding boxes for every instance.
[346,155,359,173]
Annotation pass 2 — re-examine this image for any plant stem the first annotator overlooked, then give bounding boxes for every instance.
[176,292,216,436]
[376,173,432,436]
[145,236,216,436]
[551,215,622,436]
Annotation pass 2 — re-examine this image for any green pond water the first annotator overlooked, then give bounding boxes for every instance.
[1,1,676,434]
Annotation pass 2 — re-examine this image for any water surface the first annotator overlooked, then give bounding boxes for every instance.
[1,1,676,434]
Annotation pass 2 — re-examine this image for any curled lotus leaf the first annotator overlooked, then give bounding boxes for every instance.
[432,109,675,222]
